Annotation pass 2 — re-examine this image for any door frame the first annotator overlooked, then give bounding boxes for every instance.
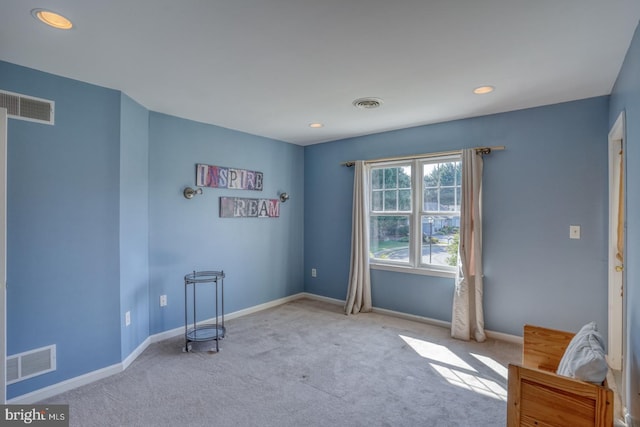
[0,107,7,403]
[607,111,625,372]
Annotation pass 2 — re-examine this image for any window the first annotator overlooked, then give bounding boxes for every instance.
[369,155,461,276]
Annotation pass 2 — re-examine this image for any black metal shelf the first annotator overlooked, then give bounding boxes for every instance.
[186,325,226,342]
[184,270,225,352]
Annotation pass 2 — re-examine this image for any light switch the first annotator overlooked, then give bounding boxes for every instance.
[569,225,581,239]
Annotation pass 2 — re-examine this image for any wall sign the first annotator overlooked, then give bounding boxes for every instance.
[196,163,263,191]
[219,197,280,218]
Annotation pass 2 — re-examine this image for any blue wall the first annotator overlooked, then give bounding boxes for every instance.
[609,21,640,424]
[1,24,636,403]
[148,112,305,334]
[304,97,610,338]
[1,61,122,398]
[0,60,305,399]
[119,94,150,360]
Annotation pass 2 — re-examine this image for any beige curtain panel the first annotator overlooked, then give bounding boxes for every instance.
[451,149,486,342]
[345,161,372,315]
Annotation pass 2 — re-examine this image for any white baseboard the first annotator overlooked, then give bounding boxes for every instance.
[372,306,451,328]
[8,293,308,403]
[300,292,523,345]
[299,293,452,330]
[485,329,523,345]
[150,293,305,344]
[7,363,122,404]
[122,337,151,370]
[8,291,521,403]
[625,411,636,427]
[149,324,183,344]
[298,292,344,306]
[225,294,304,321]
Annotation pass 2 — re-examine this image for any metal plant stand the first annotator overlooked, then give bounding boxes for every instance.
[184,270,225,352]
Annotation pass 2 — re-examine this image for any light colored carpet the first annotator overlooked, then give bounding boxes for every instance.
[42,298,522,427]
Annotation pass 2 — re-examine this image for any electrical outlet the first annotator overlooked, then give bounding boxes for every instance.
[311,268,317,278]
[125,311,131,326]
[160,295,167,307]
[569,225,581,239]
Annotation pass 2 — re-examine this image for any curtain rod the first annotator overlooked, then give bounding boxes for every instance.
[341,145,505,167]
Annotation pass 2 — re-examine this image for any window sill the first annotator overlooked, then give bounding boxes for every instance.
[370,263,456,279]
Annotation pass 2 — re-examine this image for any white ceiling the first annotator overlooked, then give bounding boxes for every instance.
[1,1,639,146]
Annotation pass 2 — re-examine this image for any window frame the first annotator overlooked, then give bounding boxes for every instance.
[369,161,414,270]
[368,154,461,278]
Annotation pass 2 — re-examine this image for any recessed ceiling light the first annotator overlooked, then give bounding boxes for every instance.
[31,9,73,30]
[473,85,494,95]
[353,97,384,109]
[309,123,324,128]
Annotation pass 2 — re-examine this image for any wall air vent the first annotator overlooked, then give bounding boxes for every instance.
[0,90,55,125]
[6,345,56,384]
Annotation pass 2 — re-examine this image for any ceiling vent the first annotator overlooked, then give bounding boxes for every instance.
[352,97,384,109]
[0,90,55,125]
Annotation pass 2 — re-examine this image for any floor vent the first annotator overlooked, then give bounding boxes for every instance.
[0,90,55,125]
[6,345,56,384]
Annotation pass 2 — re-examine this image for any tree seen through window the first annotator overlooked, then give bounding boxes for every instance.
[369,158,461,271]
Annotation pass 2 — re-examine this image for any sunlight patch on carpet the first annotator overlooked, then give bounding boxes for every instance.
[430,364,507,401]
[399,334,507,401]
[399,335,476,371]
[470,353,508,379]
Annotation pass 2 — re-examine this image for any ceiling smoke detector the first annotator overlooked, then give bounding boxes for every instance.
[352,97,384,109]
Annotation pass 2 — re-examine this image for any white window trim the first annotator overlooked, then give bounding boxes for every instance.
[371,263,456,278]
[369,155,460,278]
